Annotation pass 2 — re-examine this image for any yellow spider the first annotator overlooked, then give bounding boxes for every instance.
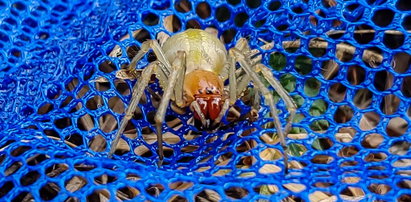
[108,29,296,172]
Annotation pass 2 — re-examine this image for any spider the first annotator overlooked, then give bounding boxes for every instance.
[108,29,296,172]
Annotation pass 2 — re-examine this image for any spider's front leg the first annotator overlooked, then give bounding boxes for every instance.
[109,40,172,158]
[154,51,186,167]
[229,47,290,174]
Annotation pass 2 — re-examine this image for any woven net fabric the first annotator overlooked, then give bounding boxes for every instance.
[0,0,410,201]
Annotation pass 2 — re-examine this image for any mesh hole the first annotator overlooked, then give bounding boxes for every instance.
[321,60,339,80]
[392,52,411,73]
[246,0,261,9]
[169,181,193,191]
[368,183,392,195]
[383,31,404,49]
[359,112,380,131]
[295,55,312,75]
[353,88,372,109]
[116,186,140,200]
[99,60,117,73]
[387,117,408,137]
[108,96,124,114]
[402,15,411,30]
[145,184,165,197]
[254,184,278,195]
[234,12,249,27]
[389,141,410,155]
[65,176,87,193]
[99,113,117,133]
[75,84,89,98]
[354,24,375,44]
[142,12,159,26]
[340,186,365,200]
[372,9,395,27]
[60,96,73,108]
[114,79,130,95]
[64,133,84,147]
[334,105,353,123]
[312,137,333,150]
[86,95,103,110]
[0,180,14,197]
[338,146,359,157]
[134,145,153,157]
[195,189,221,202]
[221,28,237,44]
[175,0,191,13]
[309,38,327,57]
[12,192,33,202]
[40,182,60,200]
[380,94,400,115]
[309,99,328,116]
[113,138,130,156]
[259,164,281,174]
[225,186,249,199]
[46,163,69,177]
[328,83,346,103]
[27,153,49,166]
[54,117,71,129]
[87,189,110,202]
[77,114,95,131]
[196,2,211,19]
[216,5,231,22]
[311,155,333,164]
[20,171,40,186]
[126,173,141,181]
[268,0,281,11]
[236,139,257,152]
[37,103,54,114]
[362,133,384,148]
[402,76,411,97]
[304,78,320,97]
[186,19,201,29]
[94,174,117,185]
[397,180,411,189]
[374,70,393,91]
[259,148,281,161]
[364,152,387,162]
[10,145,31,157]
[88,134,107,152]
[337,42,355,62]
[347,65,365,85]
[74,163,96,171]
[164,15,181,33]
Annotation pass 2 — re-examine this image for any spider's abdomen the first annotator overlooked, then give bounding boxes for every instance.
[162,29,227,75]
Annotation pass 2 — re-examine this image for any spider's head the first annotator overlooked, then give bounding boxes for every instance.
[184,70,225,130]
[191,89,224,130]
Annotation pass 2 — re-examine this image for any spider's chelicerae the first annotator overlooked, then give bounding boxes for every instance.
[108,29,296,173]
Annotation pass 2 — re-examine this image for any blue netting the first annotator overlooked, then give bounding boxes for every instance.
[1,0,411,201]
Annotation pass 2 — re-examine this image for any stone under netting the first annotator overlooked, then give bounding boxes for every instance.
[0,0,410,201]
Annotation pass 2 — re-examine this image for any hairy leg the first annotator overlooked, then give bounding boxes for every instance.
[230,48,289,173]
[154,51,186,166]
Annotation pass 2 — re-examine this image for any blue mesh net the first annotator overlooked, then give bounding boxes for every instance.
[1,0,411,201]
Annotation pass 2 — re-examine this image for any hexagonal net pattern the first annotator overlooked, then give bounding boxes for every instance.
[0,0,410,201]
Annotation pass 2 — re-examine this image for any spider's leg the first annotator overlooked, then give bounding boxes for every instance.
[154,51,186,167]
[258,64,297,135]
[108,62,158,157]
[173,50,187,108]
[230,48,289,174]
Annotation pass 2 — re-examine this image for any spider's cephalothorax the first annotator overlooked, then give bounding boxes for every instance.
[109,29,297,173]
[184,70,224,130]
